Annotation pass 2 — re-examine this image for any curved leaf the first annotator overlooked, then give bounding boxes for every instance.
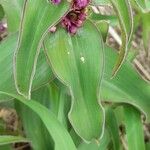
[0,91,77,150]
[134,0,150,12]
[0,135,28,145]
[0,33,53,101]
[110,0,133,76]
[44,21,105,142]
[102,45,150,122]
[14,0,70,98]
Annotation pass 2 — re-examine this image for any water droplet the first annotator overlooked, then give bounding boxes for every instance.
[80,56,85,63]
[67,51,70,55]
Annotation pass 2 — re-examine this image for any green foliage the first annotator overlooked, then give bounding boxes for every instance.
[0,0,150,149]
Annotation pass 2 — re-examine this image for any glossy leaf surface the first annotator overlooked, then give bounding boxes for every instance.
[44,21,105,142]
[14,0,70,98]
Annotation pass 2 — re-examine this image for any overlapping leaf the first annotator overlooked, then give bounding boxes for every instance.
[14,0,70,98]
[0,91,77,150]
[0,0,22,32]
[101,45,150,122]
[135,0,150,12]
[124,105,145,150]
[0,34,53,101]
[44,21,105,142]
[109,0,133,76]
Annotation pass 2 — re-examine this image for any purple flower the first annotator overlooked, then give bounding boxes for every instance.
[74,0,89,9]
[69,25,78,34]
[0,23,6,33]
[59,0,89,34]
[51,0,61,5]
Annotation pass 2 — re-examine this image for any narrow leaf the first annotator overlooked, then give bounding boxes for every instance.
[124,105,145,150]
[0,135,28,145]
[105,107,120,150]
[110,0,133,76]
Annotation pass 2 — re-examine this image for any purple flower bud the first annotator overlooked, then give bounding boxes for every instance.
[51,0,61,5]
[0,23,6,32]
[61,17,71,28]
[78,12,86,21]
[75,19,83,27]
[49,26,57,33]
[69,25,78,34]
[75,0,89,9]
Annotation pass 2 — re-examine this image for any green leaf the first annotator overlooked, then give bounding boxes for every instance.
[0,135,28,145]
[0,4,4,20]
[134,0,150,12]
[146,142,150,150]
[105,107,120,150]
[14,0,70,98]
[90,14,118,26]
[15,86,54,150]
[110,0,133,76]
[124,105,145,150]
[95,21,109,42]
[0,145,12,150]
[48,81,71,128]
[90,0,110,6]
[44,20,105,142]
[0,0,22,32]
[101,45,150,122]
[78,129,110,150]
[142,13,150,53]
[0,33,53,101]
[0,91,77,150]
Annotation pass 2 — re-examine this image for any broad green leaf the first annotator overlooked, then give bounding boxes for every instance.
[110,0,133,76]
[135,0,150,12]
[124,105,145,150]
[0,135,28,145]
[0,0,22,32]
[44,21,105,141]
[15,86,54,150]
[105,107,120,150]
[0,91,77,150]
[14,0,71,98]
[0,34,53,101]
[101,45,150,122]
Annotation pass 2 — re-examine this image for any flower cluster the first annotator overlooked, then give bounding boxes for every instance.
[61,0,89,34]
[51,0,89,34]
